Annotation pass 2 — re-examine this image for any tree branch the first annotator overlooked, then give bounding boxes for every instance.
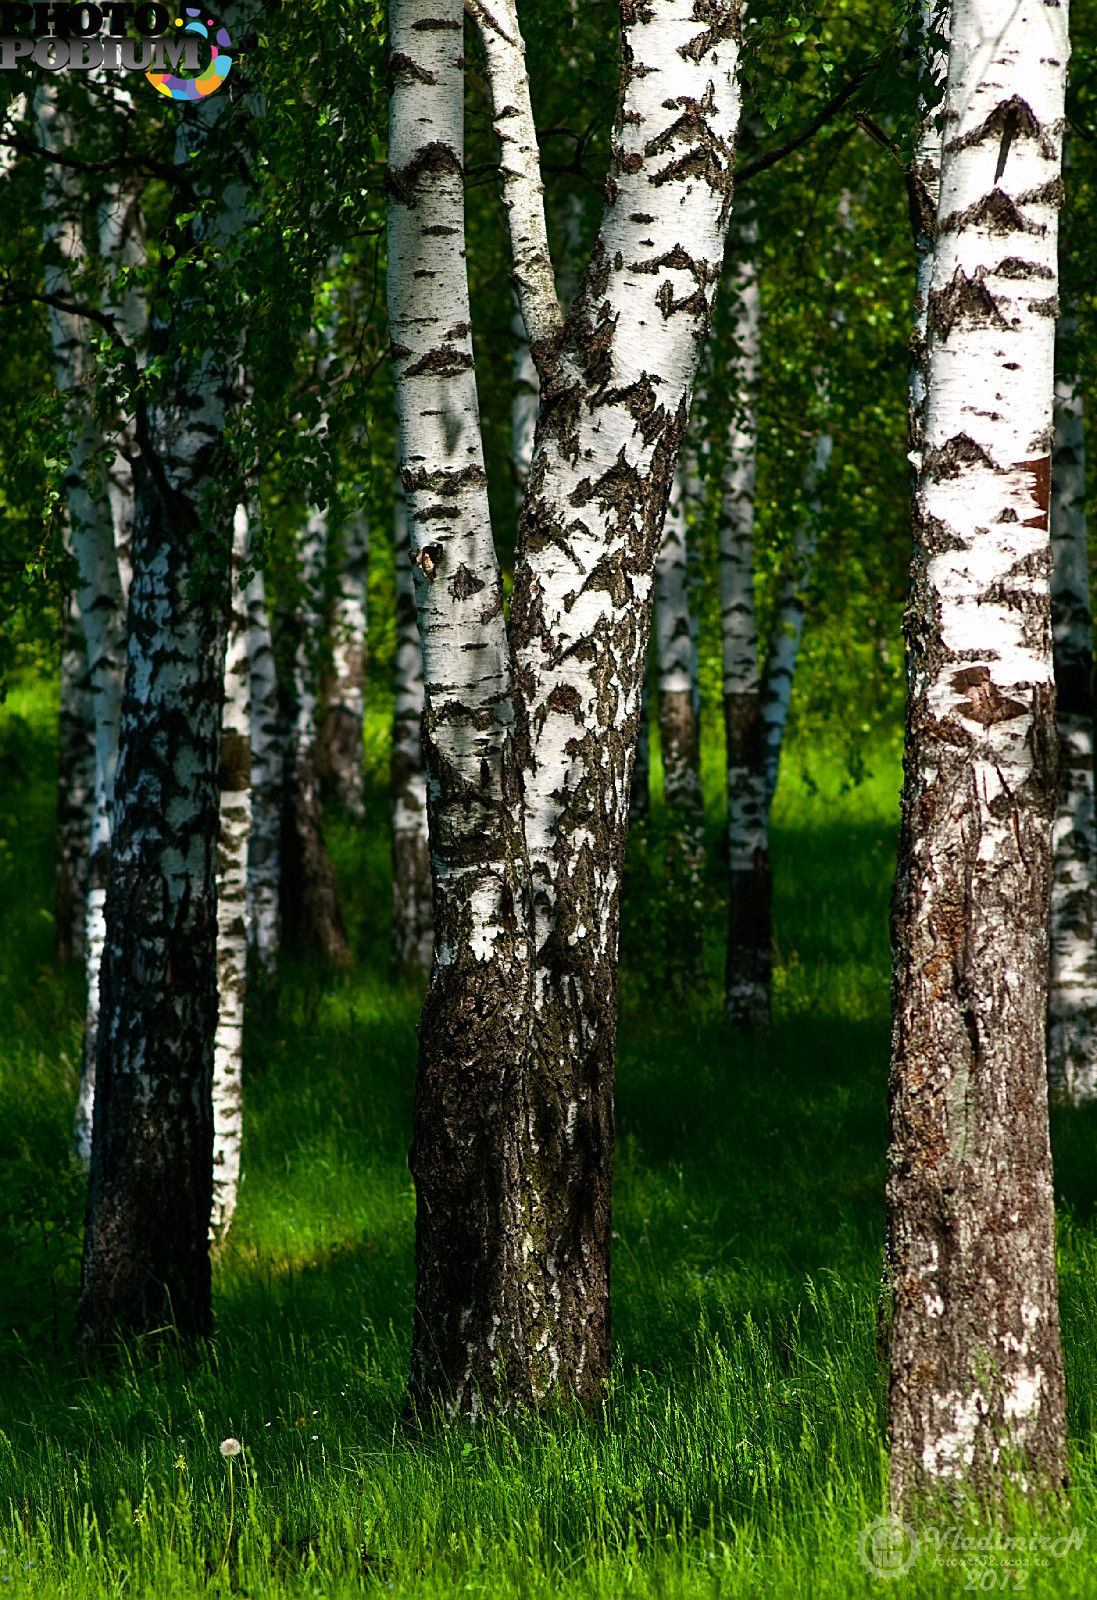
[465,0,563,362]
[737,67,875,183]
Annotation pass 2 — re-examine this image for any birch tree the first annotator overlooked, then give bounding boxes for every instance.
[211,506,253,1240]
[318,511,369,820]
[887,0,1069,1500]
[391,0,742,1414]
[718,216,770,1026]
[55,591,95,968]
[1048,313,1097,1102]
[77,54,257,1347]
[390,470,432,974]
[245,547,283,977]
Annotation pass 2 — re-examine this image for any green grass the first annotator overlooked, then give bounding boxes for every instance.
[2,676,1097,1596]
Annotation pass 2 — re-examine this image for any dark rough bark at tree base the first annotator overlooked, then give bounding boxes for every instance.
[76,459,228,1350]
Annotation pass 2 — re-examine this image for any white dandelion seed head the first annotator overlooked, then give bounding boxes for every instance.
[219,1437,242,1458]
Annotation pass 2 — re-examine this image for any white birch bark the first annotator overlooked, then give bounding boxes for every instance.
[391,469,433,973]
[510,0,741,1399]
[1048,317,1097,1101]
[211,505,252,1241]
[888,0,1070,1500]
[908,2,949,476]
[759,431,832,809]
[36,88,128,1169]
[320,511,369,819]
[719,216,770,1026]
[245,539,282,977]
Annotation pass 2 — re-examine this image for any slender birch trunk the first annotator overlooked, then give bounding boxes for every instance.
[887,0,1069,1501]
[211,505,252,1241]
[1048,315,1097,1102]
[37,88,128,1168]
[907,2,948,480]
[56,589,95,967]
[77,57,255,1347]
[654,463,705,979]
[245,539,282,978]
[390,469,432,975]
[506,0,742,1404]
[511,299,539,502]
[759,432,832,809]
[390,0,534,1418]
[283,507,350,966]
[318,512,369,820]
[719,217,770,1027]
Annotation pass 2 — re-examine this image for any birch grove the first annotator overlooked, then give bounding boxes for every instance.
[887,0,1070,1500]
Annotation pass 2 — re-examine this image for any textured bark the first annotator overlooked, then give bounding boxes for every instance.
[76,63,254,1349]
[282,507,350,967]
[907,2,948,479]
[55,590,95,968]
[211,505,252,1241]
[318,512,369,820]
[37,88,128,1169]
[759,432,831,809]
[1048,316,1097,1102]
[511,300,539,503]
[887,0,1069,1503]
[389,0,534,1419]
[245,544,283,978]
[390,471,433,975]
[719,218,770,1027]
[507,0,741,1406]
[654,464,705,978]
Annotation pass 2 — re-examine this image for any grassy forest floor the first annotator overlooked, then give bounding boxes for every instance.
[2,673,1097,1597]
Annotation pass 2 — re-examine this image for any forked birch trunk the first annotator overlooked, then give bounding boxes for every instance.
[77,54,256,1347]
[390,469,433,974]
[719,217,770,1027]
[245,538,282,978]
[759,431,831,809]
[282,507,350,966]
[887,0,1069,1501]
[56,589,95,967]
[318,512,369,819]
[390,0,534,1418]
[506,0,741,1404]
[211,505,252,1241]
[1048,316,1097,1102]
[654,464,705,978]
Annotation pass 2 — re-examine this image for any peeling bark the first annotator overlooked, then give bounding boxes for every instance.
[718,215,769,1027]
[1048,313,1097,1102]
[318,512,369,820]
[211,505,252,1241]
[390,470,433,975]
[887,0,1069,1503]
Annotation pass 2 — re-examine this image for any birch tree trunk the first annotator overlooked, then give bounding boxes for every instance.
[318,512,369,820]
[511,300,539,502]
[390,0,534,1418]
[56,590,95,968]
[1048,316,1097,1102]
[907,2,948,480]
[390,469,432,975]
[37,88,128,1169]
[506,0,742,1405]
[76,59,255,1347]
[887,0,1069,1501]
[759,432,831,810]
[211,505,252,1241]
[654,463,705,980]
[245,543,282,979]
[282,507,350,966]
[719,218,770,1027]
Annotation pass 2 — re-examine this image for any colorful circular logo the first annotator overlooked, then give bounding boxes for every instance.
[146,6,232,99]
